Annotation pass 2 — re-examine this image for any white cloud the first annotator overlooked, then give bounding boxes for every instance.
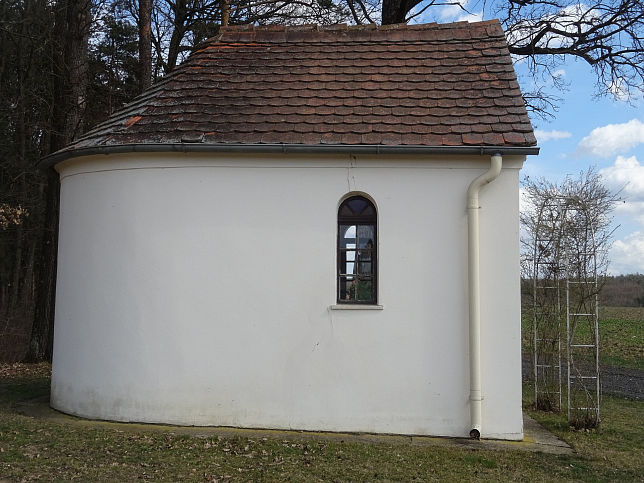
[614,198,644,225]
[607,78,629,101]
[534,129,572,143]
[553,69,566,79]
[609,231,644,274]
[576,119,644,158]
[457,11,483,22]
[439,0,469,20]
[600,155,644,225]
[408,0,482,24]
[437,0,481,22]
[600,156,644,272]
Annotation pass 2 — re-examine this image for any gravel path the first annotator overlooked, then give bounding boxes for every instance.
[522,355,644,400]
[600,366,644,400]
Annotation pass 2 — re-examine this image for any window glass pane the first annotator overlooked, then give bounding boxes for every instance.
[341,250,356,275]
[361,205,375,217]
[356,225,374,248]
[339,197,376,223]
[339,204,353,217]
[356,252,372,275]
[339,276,355,301]
[355,280,373,301]
[339,277,374,302]
[340,225,356,249]
[346,198,368,214]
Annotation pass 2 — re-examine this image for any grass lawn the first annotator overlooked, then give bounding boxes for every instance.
[0,363,643,481]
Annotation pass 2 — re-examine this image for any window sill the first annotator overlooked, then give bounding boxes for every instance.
[329,304,384,310]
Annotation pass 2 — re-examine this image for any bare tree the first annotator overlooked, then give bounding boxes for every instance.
[521,168,620,425]
[51,0,93,149]
[221,0,230,26]
[521,168,620,280]
[501,0,644,117]
[381,0,467,25]
[125,0,355,73]
[28,0,93,361]
[1,0,59,361]
[374,0,644,117]
[139,0,152,91]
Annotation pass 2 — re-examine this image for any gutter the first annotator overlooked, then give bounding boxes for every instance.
[466,153,503,439]
[39,143,539,168]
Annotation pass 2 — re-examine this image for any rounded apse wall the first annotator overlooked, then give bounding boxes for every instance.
[50,152,524,440]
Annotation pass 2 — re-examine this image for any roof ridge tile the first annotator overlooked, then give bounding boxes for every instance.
[216,19,505,43]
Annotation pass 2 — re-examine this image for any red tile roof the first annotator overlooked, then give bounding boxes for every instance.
[61,20,537,157]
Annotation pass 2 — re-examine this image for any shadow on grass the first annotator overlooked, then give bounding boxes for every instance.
[0,363,50,406]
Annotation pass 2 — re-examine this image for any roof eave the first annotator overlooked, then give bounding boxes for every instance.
[40,143,540,169]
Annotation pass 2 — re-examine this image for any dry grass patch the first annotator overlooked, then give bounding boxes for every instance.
[1,364,642,481]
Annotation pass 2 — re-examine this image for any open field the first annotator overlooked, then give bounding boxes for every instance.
[598,307,644,370]
[0,363,642,481]
[522,306,644,371]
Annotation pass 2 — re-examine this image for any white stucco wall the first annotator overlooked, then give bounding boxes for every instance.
[51,152,524,439]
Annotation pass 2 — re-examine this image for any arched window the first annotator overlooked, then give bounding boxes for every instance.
[337,195,377,304]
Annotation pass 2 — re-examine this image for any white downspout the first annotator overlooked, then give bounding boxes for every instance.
[466,153,503,439]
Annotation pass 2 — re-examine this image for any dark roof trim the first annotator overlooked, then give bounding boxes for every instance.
[40,143,540,168]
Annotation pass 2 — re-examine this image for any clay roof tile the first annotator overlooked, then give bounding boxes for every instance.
[64,19,536,154]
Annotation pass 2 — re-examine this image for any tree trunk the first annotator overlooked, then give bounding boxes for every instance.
[166,1,188,73]
[381,0,408,25]
[63,1,91,142]
[27,169,59,362]
[139,0,152,92]
[27,0,91,361]
[221,0,230,27]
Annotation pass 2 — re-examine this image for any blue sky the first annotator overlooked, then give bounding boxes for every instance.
[411,2,644,275]
[520,60,644,275]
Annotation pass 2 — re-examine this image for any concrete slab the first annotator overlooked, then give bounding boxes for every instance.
[16,397,572,455]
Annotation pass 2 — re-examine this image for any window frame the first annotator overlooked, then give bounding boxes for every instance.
[336,195,378,305]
